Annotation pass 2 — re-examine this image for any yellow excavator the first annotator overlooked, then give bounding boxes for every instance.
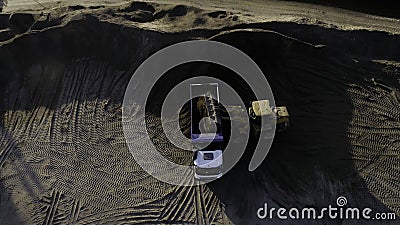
[221,99,289,140]
[248,100,290,133]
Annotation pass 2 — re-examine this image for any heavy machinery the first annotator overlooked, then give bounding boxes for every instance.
[190,83,290,180]
[191,83,224,180]
[248,99,290,133]
[219,100,290,141]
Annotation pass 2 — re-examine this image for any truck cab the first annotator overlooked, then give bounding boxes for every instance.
[193,142,223,180]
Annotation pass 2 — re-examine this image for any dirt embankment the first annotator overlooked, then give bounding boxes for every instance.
[281,0,400,19]
[0,1,399,224]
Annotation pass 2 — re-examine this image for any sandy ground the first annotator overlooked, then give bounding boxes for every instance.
[0,0,399,224]
[2,0,400,33]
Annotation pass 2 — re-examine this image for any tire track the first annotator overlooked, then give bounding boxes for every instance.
[76,206,160,224]
[43,190,61,225]
[195,184,210,225]
[347,80,400,214]
[160,186,196,222]
[67,199,81,224]
[0,130,16,168]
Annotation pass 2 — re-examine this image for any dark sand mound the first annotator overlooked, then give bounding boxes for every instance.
[284,0,400,19]
[0,1,399,224]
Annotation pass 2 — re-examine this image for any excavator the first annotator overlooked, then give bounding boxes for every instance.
[248,99,290,133]
[221,99,290,141]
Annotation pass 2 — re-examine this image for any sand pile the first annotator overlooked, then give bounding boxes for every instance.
[0,1,399,224]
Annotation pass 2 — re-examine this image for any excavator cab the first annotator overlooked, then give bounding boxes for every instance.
[274,106,290,132]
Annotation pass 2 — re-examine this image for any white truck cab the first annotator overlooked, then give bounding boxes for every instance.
[194,150,223,180]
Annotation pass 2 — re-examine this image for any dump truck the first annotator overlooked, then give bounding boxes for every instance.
[190,83,290,180]
[191,83,224,180]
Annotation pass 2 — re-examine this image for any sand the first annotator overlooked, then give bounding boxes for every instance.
[0,1,399,224]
